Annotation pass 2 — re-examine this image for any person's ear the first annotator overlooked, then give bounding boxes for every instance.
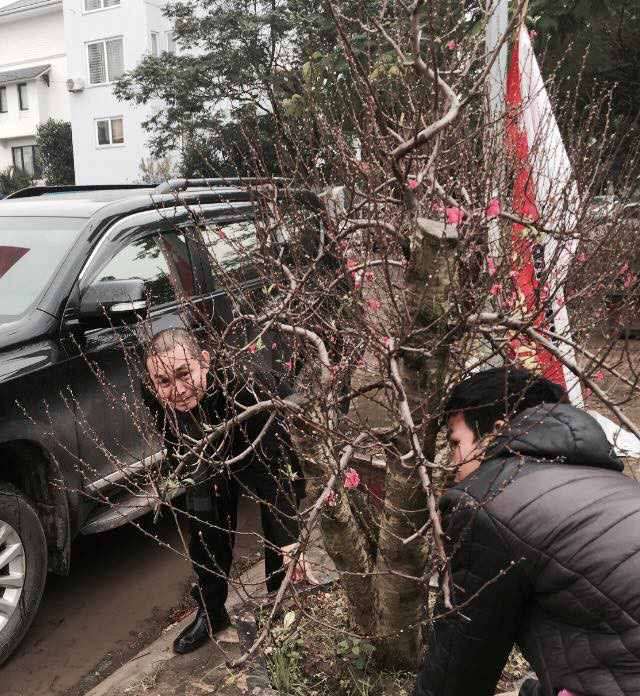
[491,419,505,436]
[201,350,211,367]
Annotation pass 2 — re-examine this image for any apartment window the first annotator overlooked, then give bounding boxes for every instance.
[165,31,176,54]
[12,145,40,178]
[17,83,28,110]
[96,117,124,146]
[84,0,120,11]
[87,37,124,85]
[0,87,7,113]
[150,32,159,56]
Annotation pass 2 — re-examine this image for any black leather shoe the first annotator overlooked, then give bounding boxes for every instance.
[172,607,231,654]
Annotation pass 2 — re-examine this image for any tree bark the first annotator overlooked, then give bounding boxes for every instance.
[374,228,454,668]
[290,405,376,636]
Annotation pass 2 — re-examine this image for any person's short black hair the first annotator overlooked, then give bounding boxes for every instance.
[443,366,567,440]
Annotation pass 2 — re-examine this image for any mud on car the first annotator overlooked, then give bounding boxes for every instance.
[0,180,325,665]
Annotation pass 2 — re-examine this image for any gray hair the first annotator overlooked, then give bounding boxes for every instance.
[146,327,201,361]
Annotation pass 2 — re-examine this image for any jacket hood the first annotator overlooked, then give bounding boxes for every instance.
[486,403,623,472]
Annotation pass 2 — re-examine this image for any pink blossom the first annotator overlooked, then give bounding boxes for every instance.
[357,358,365,367]
[348,259,358,270]
[216,229,226,239]
[344,468,360,489]
[491,283,503,296]
[432,203,443,213]
[365,270,374,281]
[556,298,564,307]
[486,198,500,219]
[271,342,277,350]
[619,263,630,275]
[408,178,418,190]
[577,252,586,262]
[381,335,389,345]
[401,258,408,267]
[530,30,538,39]
[584,388,591,398]
[595,371,604,382]
[624,275,633,288]
[447,40,456,51]
[331,364,342,374]
[446,207,465,224]
[487,258,497,277]
[283,361,293,371]
[326,489,337,507]
[250,343,258,353]
[366,299,380,312]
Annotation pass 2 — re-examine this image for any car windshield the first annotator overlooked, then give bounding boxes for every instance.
[0,216,86,322]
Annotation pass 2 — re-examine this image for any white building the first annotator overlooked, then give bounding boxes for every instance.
[62,0,176,183]
[0,0,177,184]
[0,0,69,178]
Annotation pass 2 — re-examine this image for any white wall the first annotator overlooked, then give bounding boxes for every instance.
[64,0,176,184]
[0,6,65,66]
[0,6,70,172]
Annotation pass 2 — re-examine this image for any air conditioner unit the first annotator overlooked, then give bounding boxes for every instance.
[66,78,84,92]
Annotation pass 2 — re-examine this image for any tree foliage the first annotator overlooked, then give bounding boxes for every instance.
[114,0,400,171]
[529,0,640,180]
[35,119,75,185]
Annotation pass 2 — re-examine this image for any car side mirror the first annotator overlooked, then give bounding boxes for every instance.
[79,279,148,325]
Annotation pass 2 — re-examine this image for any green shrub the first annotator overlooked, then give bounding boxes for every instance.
[0,166,35,195]
[35,118,75,185]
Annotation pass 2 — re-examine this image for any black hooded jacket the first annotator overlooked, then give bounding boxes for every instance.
[414,403,640,696]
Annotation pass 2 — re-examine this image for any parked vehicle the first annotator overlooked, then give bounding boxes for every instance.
[0,180,325,665]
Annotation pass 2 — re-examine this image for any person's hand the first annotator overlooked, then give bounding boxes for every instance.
[280,543,320,585]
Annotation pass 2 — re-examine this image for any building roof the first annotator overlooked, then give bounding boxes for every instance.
[0,0,60,16]
[0,64,50,85]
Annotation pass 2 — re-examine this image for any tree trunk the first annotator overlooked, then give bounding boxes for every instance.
[373,434,430,669]
[374,227,454,668]
[290,405,376,636]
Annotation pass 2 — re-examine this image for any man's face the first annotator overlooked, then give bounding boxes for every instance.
[146,344,210,412]
[447,412,504,483]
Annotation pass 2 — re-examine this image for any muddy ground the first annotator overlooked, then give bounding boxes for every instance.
[0,496,264,696]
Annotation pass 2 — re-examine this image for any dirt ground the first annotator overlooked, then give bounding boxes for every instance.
[0,495,265,696]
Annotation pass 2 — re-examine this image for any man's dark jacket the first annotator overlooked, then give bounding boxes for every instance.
[144,364,304,548]
[415,403,640,696]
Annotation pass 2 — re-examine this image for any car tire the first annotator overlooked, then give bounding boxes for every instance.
[0,482,47,666]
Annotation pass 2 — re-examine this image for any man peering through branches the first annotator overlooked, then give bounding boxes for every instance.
[415,367,640,696]
[144,327,317,655]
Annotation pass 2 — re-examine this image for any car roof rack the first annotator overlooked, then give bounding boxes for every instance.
[5,184,158,200]
[153,177,287,194]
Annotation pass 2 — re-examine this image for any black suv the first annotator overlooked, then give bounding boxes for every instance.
[0,180,323,664]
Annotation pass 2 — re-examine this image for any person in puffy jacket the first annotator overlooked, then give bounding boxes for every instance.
[414,366,640,696]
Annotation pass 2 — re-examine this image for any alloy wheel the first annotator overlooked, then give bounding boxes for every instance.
[0,521,26,633]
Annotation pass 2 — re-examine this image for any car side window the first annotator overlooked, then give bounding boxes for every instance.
[199,218,262,285]
[92,231,195,307]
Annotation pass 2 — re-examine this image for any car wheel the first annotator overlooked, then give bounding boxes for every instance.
[0,482,47,666]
